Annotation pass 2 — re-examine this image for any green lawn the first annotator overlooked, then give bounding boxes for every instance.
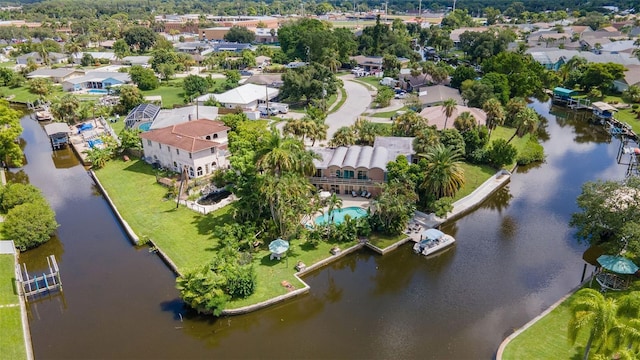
[352,76,382,91]
[368,232,408,249]
[453,163,496,201]
[502,281,640,359]
[371,106,409,118]
[0,85,65,104]
[94,159,359,309]
[0,254,26,360]
[328,87,347,114]
[141,85,186,109]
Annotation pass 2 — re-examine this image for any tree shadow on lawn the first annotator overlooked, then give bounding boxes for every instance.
[121,159,158,175]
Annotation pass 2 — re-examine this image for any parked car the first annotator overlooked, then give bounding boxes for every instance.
[258,105,278,116]
[380,77,398,87]
[395,92,408,99]
[239,70,253,76]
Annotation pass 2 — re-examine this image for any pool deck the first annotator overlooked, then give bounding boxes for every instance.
[68,118,115,165]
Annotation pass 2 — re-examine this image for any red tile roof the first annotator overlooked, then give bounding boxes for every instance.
[139,119,229,153]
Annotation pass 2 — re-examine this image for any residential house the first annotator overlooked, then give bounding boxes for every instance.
[121,55,152,67]
[450,27,489,48]
[308,137,415,196]
[527,48,640,71]
[62,71,131,92]
[196,83,279,110]
[139,119,231,178]
[211,42,253,52]
[418,85,463,108]
[71,52,117,64]
[600,40,637,55]
[253,27,277,43]
[349,55,410,72]
[16,51,66,65]
[614,64,640,92]
[26,68,83,83]
[419,105,487,130]
[174,41,214,55]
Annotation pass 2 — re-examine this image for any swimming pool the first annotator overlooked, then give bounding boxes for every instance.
[138,122,151,132]
[88,89,108,94]
[314,206,368,225]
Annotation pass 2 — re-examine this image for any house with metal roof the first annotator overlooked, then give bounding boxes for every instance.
[61,71,131,92]
[196,83,279,110]
[139,119,230,178]
[308,137,415,196]
[16,51,66,65]
[27,68,83,83]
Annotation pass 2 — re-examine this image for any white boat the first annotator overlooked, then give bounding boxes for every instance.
[413,228,455,256]
[35,110,53,121]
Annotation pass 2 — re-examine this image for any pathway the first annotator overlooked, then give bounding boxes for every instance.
[324,75,373,140]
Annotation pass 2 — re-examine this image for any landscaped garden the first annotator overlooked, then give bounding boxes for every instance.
[94,159,359,308]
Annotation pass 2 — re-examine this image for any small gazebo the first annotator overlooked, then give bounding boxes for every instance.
[595,255,639,291]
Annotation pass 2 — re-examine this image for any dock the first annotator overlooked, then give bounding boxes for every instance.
[15,255,63,301]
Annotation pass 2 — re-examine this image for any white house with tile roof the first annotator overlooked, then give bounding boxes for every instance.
[139,119,230,178]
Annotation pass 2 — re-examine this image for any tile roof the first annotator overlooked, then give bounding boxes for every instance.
[140,119,230,152]
[419,105,487,130]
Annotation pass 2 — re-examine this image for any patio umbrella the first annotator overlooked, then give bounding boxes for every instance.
[269,238,289,254]
[597,255,640,274]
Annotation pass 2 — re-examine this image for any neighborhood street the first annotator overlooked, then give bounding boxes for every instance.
[325,75,373,139]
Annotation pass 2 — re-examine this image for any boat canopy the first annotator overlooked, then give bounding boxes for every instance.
[421,229,444,241]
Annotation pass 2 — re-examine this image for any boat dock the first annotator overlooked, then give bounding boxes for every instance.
[15,255,63,301]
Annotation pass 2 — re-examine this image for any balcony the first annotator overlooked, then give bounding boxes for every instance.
[308,176,383,186]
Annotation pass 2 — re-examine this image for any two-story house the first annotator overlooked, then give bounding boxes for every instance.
[139,119,230,178]
[308,137,415,196]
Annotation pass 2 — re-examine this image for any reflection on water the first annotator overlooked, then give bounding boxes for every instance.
[51,147,80,169]
[19,100,632,359]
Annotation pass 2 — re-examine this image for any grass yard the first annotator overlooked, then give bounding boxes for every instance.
[501,281,640,360]
[453,163,496,201]
[141,85,186,109]
[367,232,408,249]
[371,106,408,118]
[329,87,348,114]
[0,254,26,360]
[94,159,358,309]
[352,76,383,91]
[0,85,65,104]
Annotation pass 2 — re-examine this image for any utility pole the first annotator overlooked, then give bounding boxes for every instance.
[453,0,457,12]
[419,0,422,17]
[384,1,388,23]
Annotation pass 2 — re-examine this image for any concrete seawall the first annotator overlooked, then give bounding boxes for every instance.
[92,166,513,316]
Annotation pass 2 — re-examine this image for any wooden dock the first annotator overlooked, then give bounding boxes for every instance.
[15,255,63,301]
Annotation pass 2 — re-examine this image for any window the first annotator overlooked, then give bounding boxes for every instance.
[189,167,194,177]
[212,162,217,167]
[213,134,218,139]
[197,167,203,176]
[158,143,162,149]
[315,169,322,177]
[211,148,215,154]
[188,153,192,159]
[176,149,180,155]
[357,171,367,180]
[206,135,211,140]
[335,170,341,178]
[173,161,177,170]
[147,140,151,146]
[344,170,354,179]
[167,146,170,152]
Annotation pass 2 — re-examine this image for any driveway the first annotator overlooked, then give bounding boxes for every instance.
[325,76,373,140]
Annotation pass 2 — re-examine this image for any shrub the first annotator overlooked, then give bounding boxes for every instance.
[486,139,517,169]
[0,183,43,212]
[4,200,59,251]
[225,265,257,299]
[516,139,545,165]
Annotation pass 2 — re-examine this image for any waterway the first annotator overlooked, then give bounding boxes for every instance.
[14,100,627,359]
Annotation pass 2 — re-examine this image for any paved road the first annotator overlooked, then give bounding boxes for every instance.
[325,75,373,140]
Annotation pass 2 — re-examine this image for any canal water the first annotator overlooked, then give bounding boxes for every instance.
[15,100,627,359]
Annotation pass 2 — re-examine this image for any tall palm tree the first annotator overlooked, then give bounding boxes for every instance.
[508,107,539,143]
[453,111,476,132]
[612,291,640,354]
[420,144,465,199]
[483,98,505,139]
[325,193,343,223]
[568,288,619,360]
[441,98,457,130]
[323,50,341,73]
[255,127,317,176]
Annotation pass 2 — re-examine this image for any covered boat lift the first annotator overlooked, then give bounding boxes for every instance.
[44,122,72,150]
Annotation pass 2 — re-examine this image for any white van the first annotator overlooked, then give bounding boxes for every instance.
[270,102,289,114]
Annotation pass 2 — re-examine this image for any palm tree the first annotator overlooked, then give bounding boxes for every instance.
[420,144,465,199]
[325,193,343,223]
[329,126,357,147]
[483,98,505,139]
[441,98,457,130]
[507,107,539,143]
[421,61,436,84]
[453,111,476,132]
[255,127,317,176]
[612,291,640,354]
[568,288,619,360]
[392,111,428,137]
[323,50,341,73]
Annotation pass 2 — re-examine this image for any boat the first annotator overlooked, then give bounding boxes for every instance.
[35,110,53,121]
[413,228,455,256]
